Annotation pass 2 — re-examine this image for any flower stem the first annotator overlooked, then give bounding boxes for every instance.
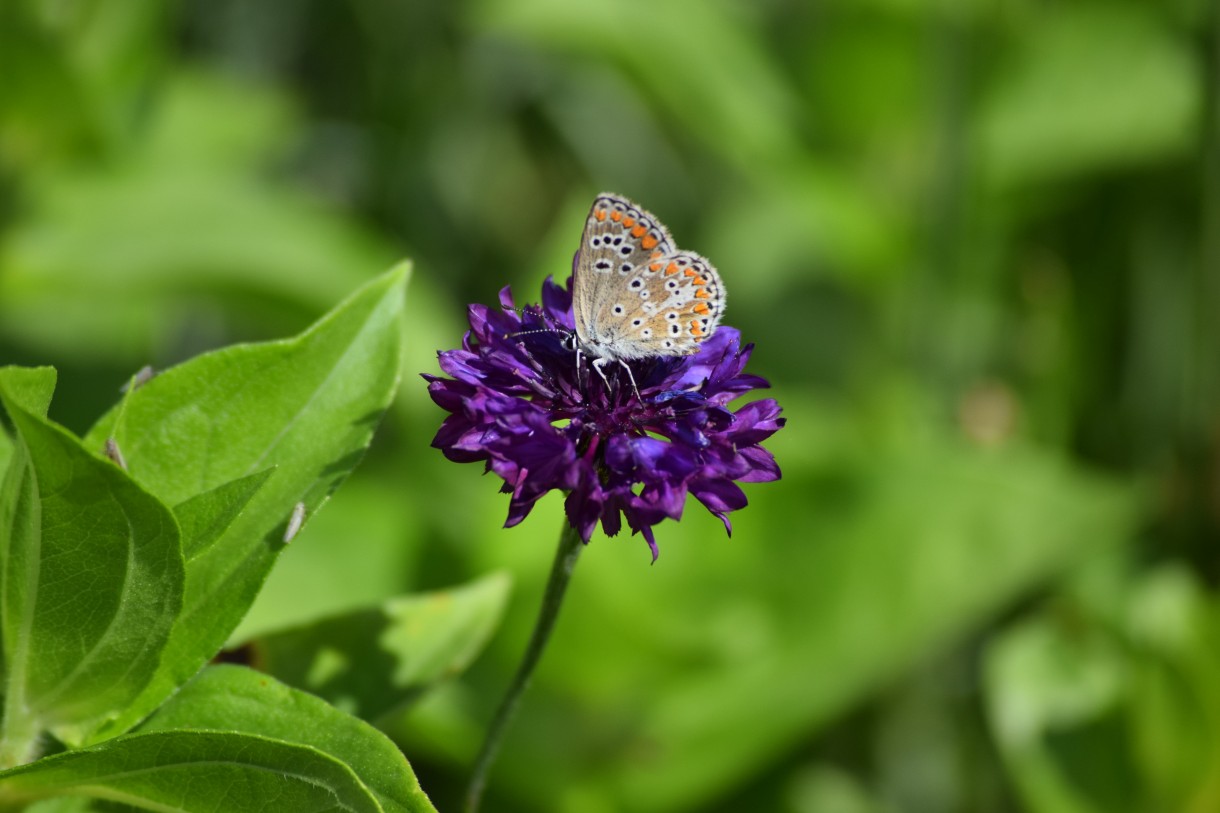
[464,521,584,813]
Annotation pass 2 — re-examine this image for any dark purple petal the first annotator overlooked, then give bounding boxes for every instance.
[435,349,483,383]
[430,415,484,459]
[497,286,516,311]
[690,477,748,515]
[542,276,575,329]
[424,375,471,411]
[636,480,688,522]
[504,494,536,528]
[564,475,604,542]
[724,399,786,445]
[736,445,782,483]
[640,525,659,563]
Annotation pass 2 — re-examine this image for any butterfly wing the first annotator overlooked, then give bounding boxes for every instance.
[573,193,725,360]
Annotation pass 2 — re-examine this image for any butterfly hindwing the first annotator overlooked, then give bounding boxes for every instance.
[573,193,724,360]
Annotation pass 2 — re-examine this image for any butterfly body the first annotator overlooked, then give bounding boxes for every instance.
[572,194,726,371]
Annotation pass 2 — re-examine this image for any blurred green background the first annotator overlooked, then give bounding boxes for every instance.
[2,1,1218,811]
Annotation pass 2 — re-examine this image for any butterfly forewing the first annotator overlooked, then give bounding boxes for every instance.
[573,193,725,361]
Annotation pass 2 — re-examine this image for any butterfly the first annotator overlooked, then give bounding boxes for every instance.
[569,193,726,394]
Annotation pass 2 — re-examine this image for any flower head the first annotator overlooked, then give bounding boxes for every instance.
[424,276,784,560]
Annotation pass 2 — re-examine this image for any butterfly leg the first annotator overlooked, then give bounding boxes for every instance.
[591,357,614,391]
[591,357,641,400]
[617,359,641,400]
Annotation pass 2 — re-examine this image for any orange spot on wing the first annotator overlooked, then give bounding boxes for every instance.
[694,289,711,299]
[622,216,635,227]
[650,262,662,272]
[632,224,648,237]
[611,210,623,222]
[651,251,662,259]
[595,209,607,222]
[683,268,699,277]
[694,303,710,314]
[641,235,658,249]
[665,262,680,275]
[690,320,704,336]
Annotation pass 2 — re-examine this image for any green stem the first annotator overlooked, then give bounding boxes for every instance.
[464,521,584,813]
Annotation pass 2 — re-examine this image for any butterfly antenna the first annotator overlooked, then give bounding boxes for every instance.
[504,326,567,340]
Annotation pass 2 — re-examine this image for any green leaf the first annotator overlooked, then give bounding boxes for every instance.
[137,665,437,813]
[0,364,46,483]
[0,367,183,759]
[173,469,275,561]
[0,730,384,813]
[23,797,96,813]
[247,573,511,722]
[0,365,56,418]
[0,420,12,478]
[82,263,409,742]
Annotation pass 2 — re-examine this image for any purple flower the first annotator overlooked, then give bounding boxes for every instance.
[424,276,784,561]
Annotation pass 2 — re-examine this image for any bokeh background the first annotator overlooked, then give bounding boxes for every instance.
[2,1,1218,811]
